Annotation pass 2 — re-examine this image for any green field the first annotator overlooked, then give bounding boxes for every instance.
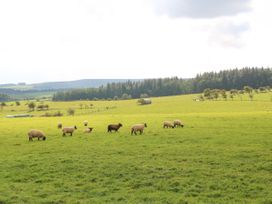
[0,93,272,203]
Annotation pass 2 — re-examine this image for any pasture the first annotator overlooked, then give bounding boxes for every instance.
[0,93,272,203]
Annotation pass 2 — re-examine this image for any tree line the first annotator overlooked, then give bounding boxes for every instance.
[52,67,272,101]
[197,85,271,101]
[0,94,10,102]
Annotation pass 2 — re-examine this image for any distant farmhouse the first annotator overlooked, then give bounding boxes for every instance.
[138,98,152,105]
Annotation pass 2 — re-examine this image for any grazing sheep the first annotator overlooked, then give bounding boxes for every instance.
[163,121,174,128]
[62,126,77,136]
[28,129,46,141]
[173,119,184,128]
[131,123,147,135]
[83,120,88,127]
[107,123,123,132]
[57,122,62,129]
[84,127,93,133]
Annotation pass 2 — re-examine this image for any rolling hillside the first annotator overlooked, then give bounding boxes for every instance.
[0,93,271,203]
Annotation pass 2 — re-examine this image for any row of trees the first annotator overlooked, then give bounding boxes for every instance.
[200,85,271,101]
[193,67,272,92]
[0,94,10,102]
[52,77,188,101]
[27,102,49,111]
[52,67,272,101]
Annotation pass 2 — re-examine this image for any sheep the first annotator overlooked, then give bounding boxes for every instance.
[163,121,175,128]
[107,123,123,132]
[28,129,46,141]
[84,127,93,133]
[173,119,184,128]
[57,122,62,129]
[62,126,77,136]
[83,120,88,127]
[131,123,147,135]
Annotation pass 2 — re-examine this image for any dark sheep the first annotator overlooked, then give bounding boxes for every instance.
[108,123,123,132]
[57,122,62,129]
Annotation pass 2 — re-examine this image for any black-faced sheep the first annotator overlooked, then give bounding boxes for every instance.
[163,121,174,128]
[62,126,77,136]
[108,123,123,132]
[131,123,147,135]
[84,127,93,133]
[83,120,88,127]
[57,122,62,129]
[173,119,184,128]
[28,129,46,141]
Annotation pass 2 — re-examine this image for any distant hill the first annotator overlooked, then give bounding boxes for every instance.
[31,79,138,90]
[0,79,140,100]
[0,79,139,91]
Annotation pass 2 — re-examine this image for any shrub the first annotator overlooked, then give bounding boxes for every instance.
[121,93,132,100]
[28,102,36,111]
[140,93,149,98]
[1,102,6,106]
[42,111,63,117]
[67,108,75,116]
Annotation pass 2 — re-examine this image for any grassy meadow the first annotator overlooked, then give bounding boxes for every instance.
[0,93,272,203]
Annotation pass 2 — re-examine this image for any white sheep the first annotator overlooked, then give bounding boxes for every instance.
[83,120,88,127]
[173,119,184,128]
[163,121,174,128]
[28,129,46,141]
[84,127,93,133]
[131,123,147,135]
[62,126,77,136]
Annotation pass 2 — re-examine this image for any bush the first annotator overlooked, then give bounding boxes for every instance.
[1,102,6,106]
[28,102,36,111]
[140,93,149,98]
[42,111,63,117]
[37,104,49,111]
[67,108,75,116]
[121,93,132,100]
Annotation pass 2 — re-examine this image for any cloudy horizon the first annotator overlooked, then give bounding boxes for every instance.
[0,0,271,84]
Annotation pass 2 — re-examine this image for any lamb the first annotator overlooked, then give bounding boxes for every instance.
[57,122,62,129]
[83,120,88,127]
[84,127,93,133]
[62,126,77,136]
[163,121,174,128]
[131,123,147,135]
[28,129,46,141]
[108,123,123,132]
[173,119,184,128]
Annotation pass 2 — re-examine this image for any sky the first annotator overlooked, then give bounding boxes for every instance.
[0,0,272,83]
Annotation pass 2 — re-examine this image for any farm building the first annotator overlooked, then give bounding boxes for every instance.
[138,98,152,105]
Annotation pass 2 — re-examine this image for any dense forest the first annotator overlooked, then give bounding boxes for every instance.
[52,67,272,101]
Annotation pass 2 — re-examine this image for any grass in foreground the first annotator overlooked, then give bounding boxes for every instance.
[0,93,272,203]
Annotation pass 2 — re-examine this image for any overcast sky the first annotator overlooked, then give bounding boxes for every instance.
[0,0,271,83]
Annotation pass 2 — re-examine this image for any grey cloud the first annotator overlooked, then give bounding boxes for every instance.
[153,0,251,18]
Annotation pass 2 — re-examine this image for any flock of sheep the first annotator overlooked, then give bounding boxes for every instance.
[28,119,184,141]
